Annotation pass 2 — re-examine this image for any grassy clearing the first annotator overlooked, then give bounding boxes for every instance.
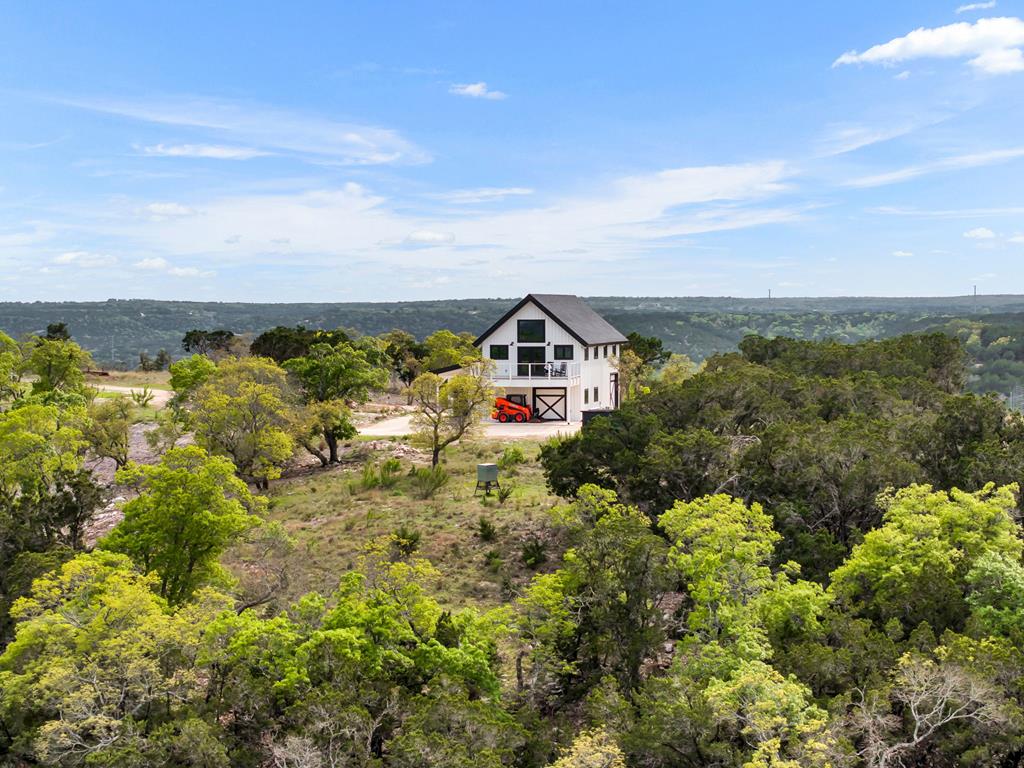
[91,390,162,423]
[86,370,172,390]
[232,438,565,610]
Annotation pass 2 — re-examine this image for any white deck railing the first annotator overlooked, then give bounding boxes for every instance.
[489,361,581,381]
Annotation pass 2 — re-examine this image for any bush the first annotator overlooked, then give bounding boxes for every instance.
[497,484,514,505]
[379,458,402,489]
[521,538,547,569]
[392,525,421,557]
[411,465,450,499]
[484,549,503,573]
[360,462,380,490]
[131,386,155,407]
[498,445,527,471]
[477,516,497,542]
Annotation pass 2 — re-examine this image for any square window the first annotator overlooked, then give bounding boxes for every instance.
[553,345,574,360]
[489,344,509,360]
[517,319,545,343]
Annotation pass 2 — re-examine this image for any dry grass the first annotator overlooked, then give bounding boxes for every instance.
[87,369,172,390]
[228,438,565,610]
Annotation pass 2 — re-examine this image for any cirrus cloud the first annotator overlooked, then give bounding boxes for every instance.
[449,82,507,100]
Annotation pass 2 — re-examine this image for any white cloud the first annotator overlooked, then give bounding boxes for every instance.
[60,95,431,165]
[53,250,117,268]
[141,143,269,160]
[817,122,918,156]
[132,256,211,277]
[449,82,507,100]
[964,226,996,238]
[143,202,195,220]
[406,230,456,244]
[957,1,997,13]
[892,250,914,257]
[431,187,534,204]
[833,17,1024,75]
[1009,234,1024,243]
[894,70,912,79]
[845,146,1024,187]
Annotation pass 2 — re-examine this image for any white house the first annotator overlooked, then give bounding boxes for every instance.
[473,294,628,422]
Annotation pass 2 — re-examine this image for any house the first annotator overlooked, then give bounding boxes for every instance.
[473,293,628,422]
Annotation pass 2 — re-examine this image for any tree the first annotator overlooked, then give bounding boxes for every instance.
[408,368,493,466]
[380,329,427,387]
[829,484,1022,634]
[548,729,626,768]
[22,337,92,395]
[284,340,389,464]
[182,328,236,356]
[43,321,70,341]
[168,352,218,405]
[0,330,24,402]
[81,396,132,468]
[188,357,297,487]
[250,325,351,364]
[626,332,670,368]
[0,551,231,765]
[101,446,265,605]
[422,329,480,371]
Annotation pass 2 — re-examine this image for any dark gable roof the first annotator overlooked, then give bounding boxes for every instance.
[474,294,628,347]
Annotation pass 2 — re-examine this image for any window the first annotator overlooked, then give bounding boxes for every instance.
[553,344,573,360]
[517,319,545,343]
[603,345,608,358]
[584,388,589,404]
[516,345,545,376]
[489,344,509,360]
[612,345,617,356]
[593,386,599,402]
[584,347,589,361]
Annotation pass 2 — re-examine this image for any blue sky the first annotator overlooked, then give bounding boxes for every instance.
[2,1,1024,301]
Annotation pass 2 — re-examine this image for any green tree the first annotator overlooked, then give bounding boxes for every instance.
[408,368,494,466]
[626,331,670,368]
[22,336,92,395]
[168,353,218,405]
[101,446,265,605]
[548,729,626,768]
[0,551,231,765]
[380,328,427,387]
[0,330,24,402]
[182,328,236,356]
[284,340,389,464]
[188,357,297,487]
[81,396,132,468]
[43,321,70,341]
[422,329,480,371]
[249,325,351,364]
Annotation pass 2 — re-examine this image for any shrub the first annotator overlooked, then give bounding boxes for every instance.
[498,445,526,471]
[360,462,380,490]
[477,516,497,542]
[131,386,155,407]
[379,458,402,489]
[521,538,547,569]
[411,465,450,499]
[484,549,503,573]
[392,525,421,557]
[497,484,514,505]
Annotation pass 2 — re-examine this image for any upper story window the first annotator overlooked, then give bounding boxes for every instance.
[553,344,574,360]
[489,344,509,360]
[517,319,545,343]
[584,347,589,361]
[603,345,608,358]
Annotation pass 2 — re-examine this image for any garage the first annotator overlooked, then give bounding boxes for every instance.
[532,387,567,421]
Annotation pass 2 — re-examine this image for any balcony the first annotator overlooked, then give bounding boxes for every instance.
[489,361,581,382]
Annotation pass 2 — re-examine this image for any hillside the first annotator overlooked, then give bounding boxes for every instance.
[4,295,1024,371]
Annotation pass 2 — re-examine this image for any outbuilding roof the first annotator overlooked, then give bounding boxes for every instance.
[474,293,628,347]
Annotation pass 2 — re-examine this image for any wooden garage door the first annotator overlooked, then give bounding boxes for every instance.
[533,387,567,421]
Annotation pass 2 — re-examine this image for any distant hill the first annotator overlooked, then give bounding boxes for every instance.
[3,295,1024,394]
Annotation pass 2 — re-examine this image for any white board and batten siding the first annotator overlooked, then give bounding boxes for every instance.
[474,294,627,423]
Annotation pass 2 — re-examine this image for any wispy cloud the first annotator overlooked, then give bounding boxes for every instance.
[53,250,117,268]
[58,94,431,165]
[449,82,507,100]
[870,204,1024,218]
[133,256,213,277]
[957,1,997,13]
[431,187,534,204]
[141,143,269,160]
[405,229,456,245]
[143,202,195,220]
[844,146,1024,187]
[834,17,1024,75]
[964,226,996,238]
[892,250,914,257]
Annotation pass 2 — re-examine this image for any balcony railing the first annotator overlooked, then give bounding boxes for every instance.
[489,361,581,380]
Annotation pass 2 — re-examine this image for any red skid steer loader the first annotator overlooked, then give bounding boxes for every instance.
[492,397,532,423]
